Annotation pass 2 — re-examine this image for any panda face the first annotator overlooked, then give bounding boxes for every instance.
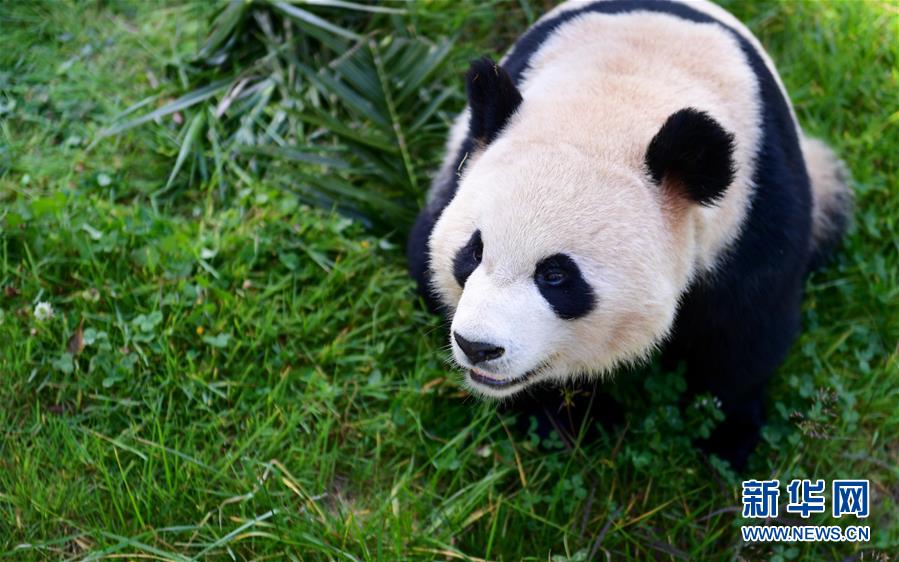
[428,140,684,399]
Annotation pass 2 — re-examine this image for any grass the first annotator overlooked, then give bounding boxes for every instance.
[0,0,896,560]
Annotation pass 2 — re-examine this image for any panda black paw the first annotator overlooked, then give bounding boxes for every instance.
[697,420,762,473]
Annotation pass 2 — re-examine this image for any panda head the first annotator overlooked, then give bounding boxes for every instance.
[428,59,736,399]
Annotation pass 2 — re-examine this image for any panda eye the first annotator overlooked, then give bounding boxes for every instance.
[472,238,483,263]
[534,253,596,320]
[540,267,567,286]
[452,230,483,288]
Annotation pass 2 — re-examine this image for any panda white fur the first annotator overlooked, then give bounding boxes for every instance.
[407,0,852,467]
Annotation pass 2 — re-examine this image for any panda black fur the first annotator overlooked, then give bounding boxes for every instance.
[407,0,852,469]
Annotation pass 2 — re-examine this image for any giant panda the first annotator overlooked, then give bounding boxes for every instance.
[407,0,852,468]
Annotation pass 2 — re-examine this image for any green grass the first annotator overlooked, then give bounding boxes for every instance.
[0,0,896,560]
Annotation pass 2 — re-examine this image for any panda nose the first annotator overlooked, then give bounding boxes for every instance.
[454,332,505,364]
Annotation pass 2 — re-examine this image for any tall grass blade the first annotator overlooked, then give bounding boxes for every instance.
[162,110,207,193]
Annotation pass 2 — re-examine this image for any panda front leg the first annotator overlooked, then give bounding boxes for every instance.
[506,382,625,449]
[697,382,767,471]
[664,277,805,470]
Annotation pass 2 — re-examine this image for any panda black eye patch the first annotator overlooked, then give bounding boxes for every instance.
[534,253,596,320]
[452,230,483,287]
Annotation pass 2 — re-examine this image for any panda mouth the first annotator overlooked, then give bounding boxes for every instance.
[468,367,534,389]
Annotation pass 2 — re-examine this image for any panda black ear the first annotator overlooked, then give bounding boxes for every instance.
[466,57,522,145]
[645,108,736,206]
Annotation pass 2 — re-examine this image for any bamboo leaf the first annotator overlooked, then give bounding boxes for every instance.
[98,79,230,138]
[288,172,413,222]
[273,1,362,42]
[394,39,453,104]
[195,0,250,63]
[292,110,397,152]
[370,40,417,190]
[300,63,391,129]
[288,0,405,15]
[126,0,450,232]
[241,145,351,169]
[408,88,455,133]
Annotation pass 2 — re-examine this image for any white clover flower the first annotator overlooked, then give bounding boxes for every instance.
[34,301,54,322]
